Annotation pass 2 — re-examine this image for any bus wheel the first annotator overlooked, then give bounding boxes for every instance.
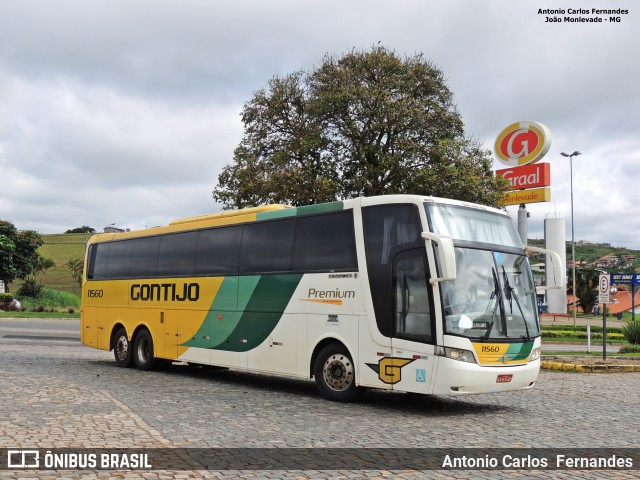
[133,329,156,371]
[113,327,133,368]
[314,344,362,402]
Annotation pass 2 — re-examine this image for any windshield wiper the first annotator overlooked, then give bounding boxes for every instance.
[502,266,530,341]
[484,267,503,340]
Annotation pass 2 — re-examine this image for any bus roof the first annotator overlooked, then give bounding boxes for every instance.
[169,204,290,226]
[86,195,506,245]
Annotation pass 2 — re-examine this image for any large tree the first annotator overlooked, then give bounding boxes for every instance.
[214,46,507,209]
[0,220,43,290]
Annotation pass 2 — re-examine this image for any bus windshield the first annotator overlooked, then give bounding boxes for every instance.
[425,203,539,340]
[426,202,522,248]
[440,248,539,340]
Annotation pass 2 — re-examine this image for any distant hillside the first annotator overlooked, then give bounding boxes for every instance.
[10,233,87,294]
[528,239,640,273]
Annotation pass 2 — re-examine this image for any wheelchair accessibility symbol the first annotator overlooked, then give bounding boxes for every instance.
[415,369,426,383]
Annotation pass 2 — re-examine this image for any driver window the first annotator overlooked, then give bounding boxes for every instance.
[394,253,432,343]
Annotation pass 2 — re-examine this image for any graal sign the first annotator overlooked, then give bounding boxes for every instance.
[495,163,550,190]
[494,121,551,167]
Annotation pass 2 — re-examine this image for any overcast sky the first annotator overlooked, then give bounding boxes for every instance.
[1,0,638,249]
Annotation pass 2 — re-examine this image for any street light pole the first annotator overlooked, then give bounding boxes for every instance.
[561,151,581,328]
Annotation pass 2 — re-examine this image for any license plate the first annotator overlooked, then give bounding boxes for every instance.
[496,374,513,383]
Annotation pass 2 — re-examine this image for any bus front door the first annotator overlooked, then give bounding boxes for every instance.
[390,249,436,394]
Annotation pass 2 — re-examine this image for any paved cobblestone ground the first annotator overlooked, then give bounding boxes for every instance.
[1,338,639,479]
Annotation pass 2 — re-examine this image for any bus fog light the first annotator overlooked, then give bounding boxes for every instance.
[440,347,477,364]
[529,347,541,362]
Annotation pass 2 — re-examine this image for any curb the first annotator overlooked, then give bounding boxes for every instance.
[541,360,640,373]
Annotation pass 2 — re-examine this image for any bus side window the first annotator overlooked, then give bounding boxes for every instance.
[362,204,422,338]
[89,243,109,280]
[292,212,357,272]
[129,237,160,278]
[195,226,242,276]
[240,219,295,274]
[157,231,198,276]
[106,240,133,279]
[393,251,432,343]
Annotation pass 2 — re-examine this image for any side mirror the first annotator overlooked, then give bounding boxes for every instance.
[422,232,457,284]
[524,245,565,290]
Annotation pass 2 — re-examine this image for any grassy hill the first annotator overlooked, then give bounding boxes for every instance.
[528,239,640,272]
[10,233,87,294]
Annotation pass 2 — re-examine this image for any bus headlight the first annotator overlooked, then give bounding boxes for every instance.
[529,347,541,362]
[436,346,477,364]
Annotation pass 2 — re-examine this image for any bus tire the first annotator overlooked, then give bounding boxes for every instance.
[113,327,133,368]
[133,329,156,371]
[314,343,362,402]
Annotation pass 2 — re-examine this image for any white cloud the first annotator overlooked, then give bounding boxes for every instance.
[0,0,638,249]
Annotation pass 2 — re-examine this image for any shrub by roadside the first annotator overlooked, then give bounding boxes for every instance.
[618,344,640,354]
[5,287,80,314]
[541,329,625,341]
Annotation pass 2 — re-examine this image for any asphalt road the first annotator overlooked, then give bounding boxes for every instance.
[0,317,80,342]
[1,318,638,478]
[0,317,622,352]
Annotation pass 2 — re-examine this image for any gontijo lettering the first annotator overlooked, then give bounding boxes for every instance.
[130,283,199,302]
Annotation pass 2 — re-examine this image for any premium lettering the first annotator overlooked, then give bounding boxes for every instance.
[130,283,199,302]
[307,288,355,299]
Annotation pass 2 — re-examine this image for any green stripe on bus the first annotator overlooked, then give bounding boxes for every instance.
[506,341,533,360]
[211,274,303,352]
[183,274,303,352]
[181,276,262,349]
[256,201,344,221]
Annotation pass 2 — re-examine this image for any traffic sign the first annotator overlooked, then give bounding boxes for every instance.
[599,274,610,304]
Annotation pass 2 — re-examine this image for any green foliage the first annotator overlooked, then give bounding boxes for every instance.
[541,329,624,341]
[0,293,20,312]
[65,226,96,234]
[618,344,640,354]
[16,279,42,298]
[542,325,622,334]
[0,292,16,311]
[0,293,13,303]
[65,258,84,294]
[214,46,508,209]
[16,287,80,312]
[20,233,87,293]
[0,220,43,284]
[622,321,640,345]
[575,267,599,315]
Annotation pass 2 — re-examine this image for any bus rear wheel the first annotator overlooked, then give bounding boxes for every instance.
[113,327,133,368]
[314,344,362,402]
[133,329,156,371]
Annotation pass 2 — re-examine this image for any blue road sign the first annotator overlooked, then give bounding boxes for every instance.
[610,273,640,285]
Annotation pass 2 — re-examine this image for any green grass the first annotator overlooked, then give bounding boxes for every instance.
[9,233,87,294]
[6,287,81,317]
[541,350,640,357]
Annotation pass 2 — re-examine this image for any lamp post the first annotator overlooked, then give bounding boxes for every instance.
[561,151,581,328]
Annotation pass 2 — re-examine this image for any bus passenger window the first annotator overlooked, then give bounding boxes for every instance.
[240,219,295,274]
[394,254,432,343]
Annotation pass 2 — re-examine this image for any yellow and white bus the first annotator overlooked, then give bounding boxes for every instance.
[81,195,563,402]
